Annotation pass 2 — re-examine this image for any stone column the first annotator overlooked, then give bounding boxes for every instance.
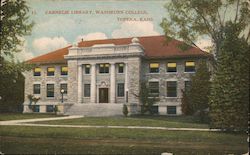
[90,63,96,103]
[110,62,116,103]
[77,64,83,103]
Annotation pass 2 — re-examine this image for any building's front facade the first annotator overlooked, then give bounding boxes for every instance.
[23,35,211,116]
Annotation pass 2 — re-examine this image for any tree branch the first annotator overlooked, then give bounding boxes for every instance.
[234,0,240,23]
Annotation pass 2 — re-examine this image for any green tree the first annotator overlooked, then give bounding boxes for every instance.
[189,61,211,113]
[181,60,211,122]
[133,82,158,115]
[122,104,128,117]
[0,0,34,58]
[209,22,249,130]
[0,0,33,112]
[160,0,249,55]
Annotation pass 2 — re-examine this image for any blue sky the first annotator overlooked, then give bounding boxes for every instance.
[18,0,211,61]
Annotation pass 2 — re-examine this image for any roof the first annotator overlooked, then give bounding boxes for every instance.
[27,35,211,64]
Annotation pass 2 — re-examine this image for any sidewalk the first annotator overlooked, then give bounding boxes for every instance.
[0,116,221,132]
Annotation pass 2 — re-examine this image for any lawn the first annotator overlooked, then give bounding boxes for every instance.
[0,126,247,154]
[36,115,210,129]
[0,113,61,121]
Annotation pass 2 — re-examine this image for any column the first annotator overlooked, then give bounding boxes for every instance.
[90,63,96,103]
[77,64,83,103]
[125,62,129,103]
[110,62,116,103]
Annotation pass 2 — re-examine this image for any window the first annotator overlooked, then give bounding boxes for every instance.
[46,105,54,112]
[151,106,159,114]
[167,106,176,114]
[149,63,159,73]
[47,84,54,97]
[149,82,159,97]
[185,61,195,72]
[47,67,55,76]
[99,64,109,73]
[61,66,68,75]
[185,81,192,92]
[85,64,90,74]
[60,83,67,94]
[84,84,91,97]
[167,81,177,97]
[118,63,124,73]
[167,62,177,72]
[117,83,125,97]
[34,105,40,112]
[33,67,41,76]
[33,84,40,94]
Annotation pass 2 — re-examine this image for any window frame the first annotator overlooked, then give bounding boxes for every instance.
[61,66,68,76]
[117,63,124,74]
[46,105,54,112]
[167,106,177,115]
[60,83,68,94]
[84,64,91,74]
[84,84,91,97]
[149,63,160,73]
[167,62,177,73]
[117,83,125,97]
[33,67,41,76]
[47,67,55,76]
[148,81,159,97]
[99,63,109,74]
[166,81,177,97]
[33,84,41,94]
[46,84,55,98]
[185,61,195,72]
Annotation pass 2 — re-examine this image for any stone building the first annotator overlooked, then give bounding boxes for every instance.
[23,35,211,116]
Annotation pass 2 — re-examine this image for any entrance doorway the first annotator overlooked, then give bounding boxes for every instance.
[99,88,109,103]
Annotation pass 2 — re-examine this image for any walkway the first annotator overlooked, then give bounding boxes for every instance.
[0,115,222,132]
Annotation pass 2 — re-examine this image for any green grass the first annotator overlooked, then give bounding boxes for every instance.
[0,126,247,154]
[0,113,61,121]
[36,115,209,128]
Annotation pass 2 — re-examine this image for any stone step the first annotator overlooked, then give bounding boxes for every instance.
[64,103,124,116]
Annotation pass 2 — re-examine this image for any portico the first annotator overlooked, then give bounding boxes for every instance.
[76,62,129,104]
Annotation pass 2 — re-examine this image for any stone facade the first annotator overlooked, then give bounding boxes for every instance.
[23,37,210,116]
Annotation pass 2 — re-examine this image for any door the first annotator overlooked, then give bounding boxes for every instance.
[99,88,109,103]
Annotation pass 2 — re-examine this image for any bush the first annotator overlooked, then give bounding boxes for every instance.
[123,104,128,117]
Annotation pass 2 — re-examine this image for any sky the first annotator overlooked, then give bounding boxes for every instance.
[18,0,212,61]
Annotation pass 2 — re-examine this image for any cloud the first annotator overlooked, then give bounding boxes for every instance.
[32,37,69,53]
[76,32,108,42]
[15,38,34,61]
[196,39,213,51]
[112,21,160,38]
[34,17,77,35]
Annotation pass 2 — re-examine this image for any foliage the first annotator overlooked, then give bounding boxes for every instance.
[54,105,59,114]
[133,82,158,115]
[181,90,193,115]
[209,22,250,131]
[180,60,211,123]
[0,0,34,113]
[122,104,128,117]
[161,0,250,55]
[0,0,34,59]
[27,94,40,112]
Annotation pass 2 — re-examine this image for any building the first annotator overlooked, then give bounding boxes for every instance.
[23,35,211,116]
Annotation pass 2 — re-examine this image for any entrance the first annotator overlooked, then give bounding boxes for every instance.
[99,88,109,103]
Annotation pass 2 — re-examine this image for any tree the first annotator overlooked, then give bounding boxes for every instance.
[180,60,211,122]
[0,0,34,58]
[160,0,250,56]
[0,0,33,112]
[189,61,211,113]
[122,104,128,117]
[133,82,158,115]
[181,89,193,115]
[209,22,249,130]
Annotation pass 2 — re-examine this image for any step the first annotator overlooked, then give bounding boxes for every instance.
[64,103,124,116]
